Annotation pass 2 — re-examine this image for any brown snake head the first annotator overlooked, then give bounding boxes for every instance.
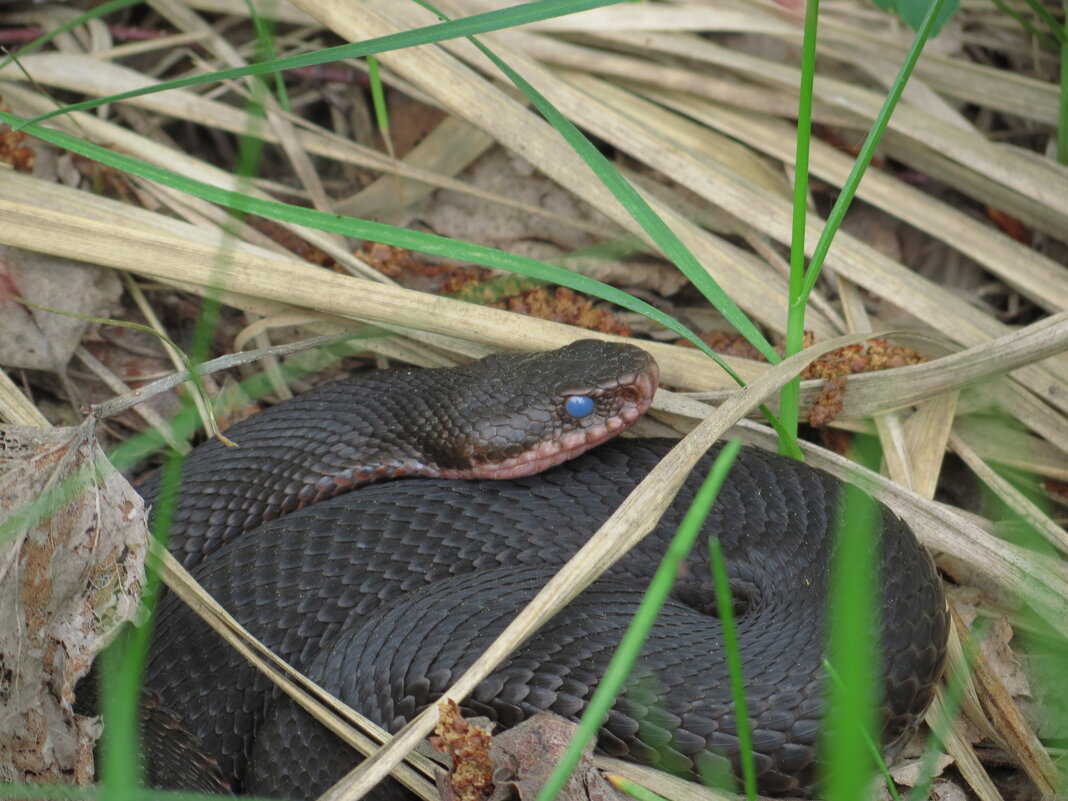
[428,339,659,479]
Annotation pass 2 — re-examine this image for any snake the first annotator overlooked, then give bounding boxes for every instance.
[137,339,949,798]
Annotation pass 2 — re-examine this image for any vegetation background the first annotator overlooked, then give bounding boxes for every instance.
[0,0,1065,800]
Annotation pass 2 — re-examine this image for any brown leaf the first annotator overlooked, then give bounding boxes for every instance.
[0,421,146,783]
[888,753,955,788]
[488,713,627,801]
[980,617,1030,699]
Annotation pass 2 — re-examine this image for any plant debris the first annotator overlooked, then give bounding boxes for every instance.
[0,421,145,783]
[432,698,494,801]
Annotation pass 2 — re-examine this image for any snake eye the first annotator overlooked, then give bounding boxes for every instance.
[565,395,595,419]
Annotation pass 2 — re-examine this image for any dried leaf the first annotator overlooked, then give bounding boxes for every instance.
[981,617,1030,699]
[0,421,145,783]
[488,713,627,801]
[889,753,956,787]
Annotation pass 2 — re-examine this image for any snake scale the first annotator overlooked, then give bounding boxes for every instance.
[136,340,949,798]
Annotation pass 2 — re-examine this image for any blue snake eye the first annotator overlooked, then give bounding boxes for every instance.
[565,395,595,418]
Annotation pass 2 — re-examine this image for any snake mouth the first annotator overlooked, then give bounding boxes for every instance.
[446,352,660,481]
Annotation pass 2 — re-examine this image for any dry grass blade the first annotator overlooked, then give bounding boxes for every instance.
[0,370,50,427]
[900,393,958,500]
[74,346,189,455]
[0,59,613,241]
[963,631,1061,795]
[314,334,886,801]
[687,314,1068,432]
[0,175,770,392]
[949,431,1068,555]
[593,758,758,801]
[925,689,1004,801]
[644,93,1068,314]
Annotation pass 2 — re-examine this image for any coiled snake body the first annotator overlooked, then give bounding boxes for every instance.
[140,340,948,798]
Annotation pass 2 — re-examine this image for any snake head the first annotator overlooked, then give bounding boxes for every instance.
[431,339,659,480]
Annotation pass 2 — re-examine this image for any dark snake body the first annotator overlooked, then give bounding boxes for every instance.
[140,342,948,798]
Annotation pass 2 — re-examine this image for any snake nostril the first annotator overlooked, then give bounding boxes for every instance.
[617,386,642,405]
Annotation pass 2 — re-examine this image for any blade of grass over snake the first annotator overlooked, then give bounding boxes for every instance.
[412,0,779,367]
[100,448,183,798]
[13,0,629,129]
[820,435,880,801]
[533,441,743,801]
[821,662,901,801]
[98,57,276,790]
[707,536,756,801]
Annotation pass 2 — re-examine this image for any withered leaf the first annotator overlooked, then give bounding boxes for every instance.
[0,421,145,784]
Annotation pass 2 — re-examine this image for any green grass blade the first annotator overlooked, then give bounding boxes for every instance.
[0,108,738,371]
[822,660,902,801]
[820,436,880,801]
[367,56,391,148]
[245,0,290,112]
[533,440,743,801]
[95,53,280,798]
[986,0,1060,50]
[798,0,947,305]
[780,0,822,451]
[99,448,183,798]
[420,5,779,367]
[13,0,628,130]
[707,537,755,800]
